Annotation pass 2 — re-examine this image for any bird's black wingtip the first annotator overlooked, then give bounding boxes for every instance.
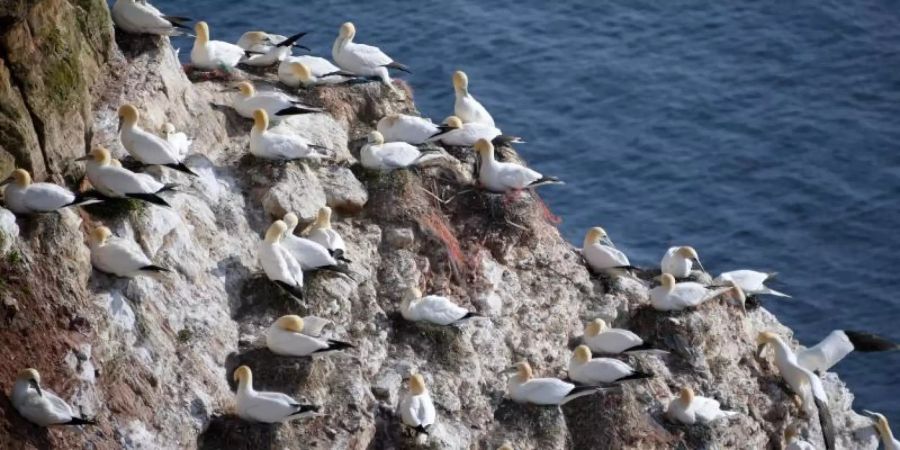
[140,265,170,273]
[844,330,900,352]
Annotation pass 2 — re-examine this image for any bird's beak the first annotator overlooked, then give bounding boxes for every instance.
[695,258,707,274]
[0,176,13,187]
[75,154,91,162]
[500,366,517,375]
[29,379,43,397]
[117,116,123,133]
[600,237,615,247]
[756,343,767,359]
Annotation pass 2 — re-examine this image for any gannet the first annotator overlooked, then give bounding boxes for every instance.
[401,287,478,326]
[475,139,561,192]
[332,22,409,88]
[665,387,738,425]
[428,116,522,147]
[757,332,834,450]
[111,0,190,35]
[305,206,349,263]
[281,213,350,275]
[11,369,95,426]
[453,71,494,127]
[278,56,351,87]
[240,32,309,67]
[89,226,169,277]
[265,315,352,356]
[259,220,304,300]
[1,169,94,214]
[498,443,514,450]
[583,319,658,354]
[863,410,900,450]
[714,270,790,298]
[162,123,192,159]
[360,131,443,171]
[784,422,816,450]
[118,104,196,175]
[504,361,609,406]
[249,109,329,161]
[582,227,635,273]
[661,246,705,278]
[231,82,322,120]
[796,329,899,374]
[650,273,736,311]
[233,366,321,423]
[398,373,436,435]
[77,147,175,207]
[237,31,286,53]
[377,114,442,145]
[190,21,244,71]
[568,345,652,384]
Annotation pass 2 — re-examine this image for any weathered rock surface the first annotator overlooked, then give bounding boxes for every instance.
[0,2,881,450]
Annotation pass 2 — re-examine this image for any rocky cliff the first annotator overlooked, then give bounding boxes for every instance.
[0,2,881,449]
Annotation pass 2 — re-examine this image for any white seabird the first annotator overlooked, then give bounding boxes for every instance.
[475,139,561,193]
[118,104,196,175]
[714,270,790,298]
[162,123,192,160]
[304,206,349,263]
[453,71,494,127]
[796,329,898,374]
[568,345,652,384]
[650,273,737,311]
[278,56,352,87]
[1,169,93,214]
[259,220,304,300]
[784,422,816,450]
[249,109,329,161]
[240,32,309,67]
[265,315,352,356]
[377,114,442,145]
[281,213,350,275]
[757,331,834,450]
[583,319,658,354]
[76,147,175,207]
[398,373,436,435]
[11,368,95,427]
[863,410,900,450]
[190,21,244,71]
[660,246,705,278]
[582,227,634,274]
[237,31,286,53]
[332,22,409,89]
[401,287,478,326]
[231,82,322,120]
[89,226,169,277]
[428,116,522,147]
[361,131,443,171]
[504,361,610,406]
[665,387,738,425]
[233,365,321,423]
[111,0,190,35]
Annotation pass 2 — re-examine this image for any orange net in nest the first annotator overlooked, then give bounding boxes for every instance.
[535,195,562,225]
[418,212,473,276]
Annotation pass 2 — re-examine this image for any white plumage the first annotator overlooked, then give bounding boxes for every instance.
[278,56,348,87]
[666,387,738,425]
[864,410,900,450]
[258,220,304,296]
[11,369,93,426]
[2,169,77,214]
[568,346,648,384]
[281,213,340,271]
[233,366,319,423]
[660,246,703,278]
[796,330,855,374]
[190,22,244,71]
[475,140,557,192]
[650,274,732,311]
[162,123,192,159]
[452,71,495,127]
[399,374,436,434]
[377,114,441,145]
[231,82,321,120]
[429,116,512,147]
[506,361,605,406]
[714,270,790,297]
[401,288,475,326]
[582,319,647,354]
[237,31,286,53]
[757,332,829,417]
[582,227,631,272]
[79,147,170,200]
[118,104,193,173]
[88,226,164,278]
[332,22,406,87]
[265,315,350,356]
[249,110,328,161]
[361,131,442,170]
[306,207,346,258]
[111,0,188,35]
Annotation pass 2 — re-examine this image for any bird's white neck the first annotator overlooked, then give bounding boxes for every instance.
[237,376,254,394]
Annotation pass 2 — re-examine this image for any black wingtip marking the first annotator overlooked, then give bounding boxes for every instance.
[383,61,411,73]
[126,192,170,207]
[276,31,308,47]
[62,416,96,426]
[618,371,654,382]
[275,280,304,300]
[844,330,900,352]
[414,424,430,435]
[288,403,320,416]
[165,162,197,176]
[275,106,321,116]
[140,265,170,273]
[528,176,564,187]
[314,340,354,353]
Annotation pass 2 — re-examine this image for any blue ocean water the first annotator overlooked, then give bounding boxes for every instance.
[153,0,900,426]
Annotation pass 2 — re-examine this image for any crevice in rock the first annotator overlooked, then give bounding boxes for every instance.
[0,39,47,175]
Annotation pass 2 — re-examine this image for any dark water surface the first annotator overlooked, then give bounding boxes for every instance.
[152,0,900,424]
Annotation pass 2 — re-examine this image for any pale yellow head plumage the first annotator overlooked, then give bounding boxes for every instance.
[90,226,112,245]
[17,368,40,382]
[275,315,304,333]
[453,71,469,92]
[91,147,112,165]
[573,345,592,363]
[265,220,288,243]
[514,361,532,380]
[584,227,608,246]
[368,130,385,145]
[314,206,332,230]
[585,318,607,336]
[290,62,312,82]
[195,22,210,41]
[757,331,778,345]
[236,82,255,97]
[118,104,139,126]
[409,373,427,395]
[283,212,299,231]
[676,246,699,260]
[253,109,269,131]
[474,139,494,157]
[868,412,893,439]
[679,387,694,404]
[233,365,252,382]
[444,116,463,129]
[658,273,676,290]
[5,169,32,187]
[340,22,356,40]
[243,31,269,45]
